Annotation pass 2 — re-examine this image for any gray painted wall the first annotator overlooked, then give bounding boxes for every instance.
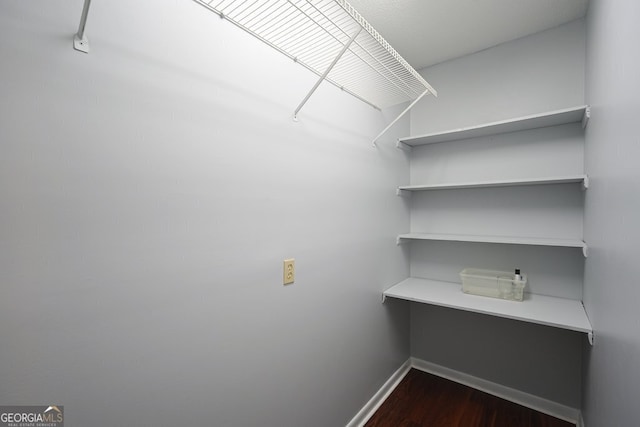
[411,305,583,406]
[582,1,640,425]
[7,1,636,424]
[408,20,586,408]
[0,1,410,426]
[411,19,586,135]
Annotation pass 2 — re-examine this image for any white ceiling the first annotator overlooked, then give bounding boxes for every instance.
[348,0,589,70]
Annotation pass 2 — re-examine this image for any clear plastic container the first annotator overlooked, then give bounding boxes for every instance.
[460,268,526,301]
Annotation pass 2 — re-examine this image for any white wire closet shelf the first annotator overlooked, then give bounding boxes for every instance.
[73,0,436,142]
[193,0,436,109]
[192,0,437,140]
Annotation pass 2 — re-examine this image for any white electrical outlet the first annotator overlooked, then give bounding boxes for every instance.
[283,259,295,285]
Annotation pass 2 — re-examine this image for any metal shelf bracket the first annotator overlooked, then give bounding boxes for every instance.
[582,106,591,128]
[582,175,590,191]
[73,34,89,53]
[73,0,92,53]
[588,331,594,346]
[396,140,412,152]
[373,88,433,146]
[582,244,589,258]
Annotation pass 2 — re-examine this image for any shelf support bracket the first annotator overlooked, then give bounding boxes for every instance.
[372,88,431,146]
[73,0,92,53]
[582,244,589,258]
[382,293,387,303]
[396,140,412,152]
[293,26,363,121]
[582,106,591,128]
[588,331,594,346]
[582,175,590,191]
[396,188,411,197]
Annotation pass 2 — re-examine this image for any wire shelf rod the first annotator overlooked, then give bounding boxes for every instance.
[284,1,352,48]
[73,0,92,53]
[298,34,343,61]
[342,54,420,100]
[372,89,430,144]
[244,2,285,28]
[280,31,334,59]
[271,17,332,53]
[332,58,406,90]
[76,0,91,40]
[268,10,317,40]
[340,45,417,98]
[227,0,260,17]
[266,19,315,50]
[256,8,299,37]
[301,0,353,36]
[345,43,422,99]
[237,3,285,31]
[294,26,363,119]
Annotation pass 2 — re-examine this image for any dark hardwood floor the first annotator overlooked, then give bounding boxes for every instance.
[364,369,574,427]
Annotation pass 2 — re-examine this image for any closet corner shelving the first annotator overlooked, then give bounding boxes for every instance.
[387,105,593,344]
[382,278,593,343]
[397,174,589,192]
[396,233,589,258]
[399,105,589,146]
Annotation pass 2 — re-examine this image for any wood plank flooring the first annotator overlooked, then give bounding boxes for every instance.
[364,369,575,427]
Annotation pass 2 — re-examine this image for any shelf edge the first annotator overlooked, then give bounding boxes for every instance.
[398,175,588,191]
[399,105,589,146]
[397,233,587,250]
[383,278,593,334]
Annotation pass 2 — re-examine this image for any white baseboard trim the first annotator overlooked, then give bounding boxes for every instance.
[410,357,580,424]
[346,357,581,427]
[345,359,412,427]
[577,411,585,427]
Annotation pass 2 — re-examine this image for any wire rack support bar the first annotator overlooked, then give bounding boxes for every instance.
[293,26,363,121]
[73,0,92,53]
[372,89,431,145]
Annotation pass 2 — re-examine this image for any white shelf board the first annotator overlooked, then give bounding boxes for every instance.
[384,278,592,334]
[400,105,589,146]
[398,175,588,191]
[398,233,587,255]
